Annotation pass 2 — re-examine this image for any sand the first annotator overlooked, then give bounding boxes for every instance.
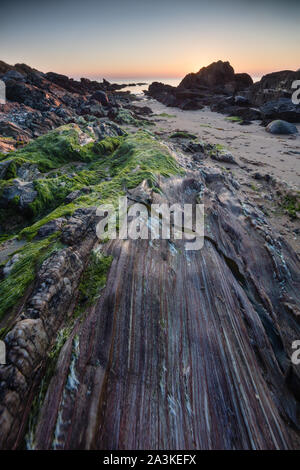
[138,98,300,188]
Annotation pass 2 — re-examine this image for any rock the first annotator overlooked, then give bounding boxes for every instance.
[5,80,56,111]
[130,105,152,116]
[234,73,254,91]
[211,149,237,164]
[92,120,125,140]
[231,107,262,121]
[234,95,249,106]
[0,120,32,143]
[1,70,26,82]
[0,160,13,179]
[16,162,41,181]
[147,62,253,112]
[249,69,300,106]
[36,218,67,239]
[260,98,300,123]
[3,254,20,277]
[178,60,253,93]
[64,190,82,204]
[0,179,37,210]
[90,90,110,106]
[61,207,98,245]
[266,120,298,135]
[182,141,205,153]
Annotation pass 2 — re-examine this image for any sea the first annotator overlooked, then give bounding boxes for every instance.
[103,77,181,94]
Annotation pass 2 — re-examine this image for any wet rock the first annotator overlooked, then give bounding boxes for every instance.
[266,120,298,135]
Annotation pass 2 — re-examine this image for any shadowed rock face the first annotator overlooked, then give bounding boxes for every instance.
[1,158,299,450]
[178,61,253,93]
[147,61,253,111]
[249,70,300,106]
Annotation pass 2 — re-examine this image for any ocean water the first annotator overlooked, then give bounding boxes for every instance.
[104,77,181,94]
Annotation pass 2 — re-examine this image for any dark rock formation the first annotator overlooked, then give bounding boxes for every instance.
[147,61,253,111]
[260,98,300,124]
[178,60,253,94]
[249,70,300,106]
[147,62,300,125]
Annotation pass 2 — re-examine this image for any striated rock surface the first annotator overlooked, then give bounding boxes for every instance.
[0,127,299,449]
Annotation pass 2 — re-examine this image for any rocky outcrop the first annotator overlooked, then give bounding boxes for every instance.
[178,60,253,93]
[0,60,145,150]
[147,61,253,111]
[249,70,300,106]
[147,62,300,125]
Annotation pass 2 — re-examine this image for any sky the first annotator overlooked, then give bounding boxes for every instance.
[0,0,299,79]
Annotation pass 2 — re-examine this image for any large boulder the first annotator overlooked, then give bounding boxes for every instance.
[178,60,253,93]
[266,120,298,135]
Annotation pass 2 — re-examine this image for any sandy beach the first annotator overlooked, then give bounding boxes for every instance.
[139,98,300,188]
